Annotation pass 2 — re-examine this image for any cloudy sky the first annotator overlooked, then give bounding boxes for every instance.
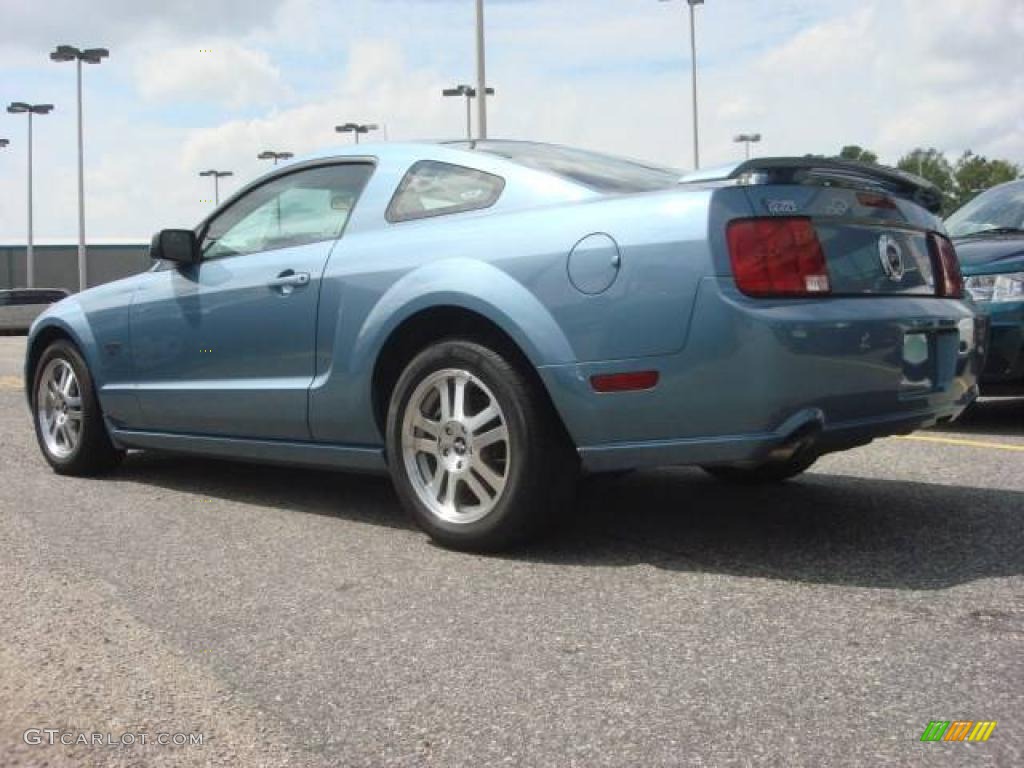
[0,0,1022,240]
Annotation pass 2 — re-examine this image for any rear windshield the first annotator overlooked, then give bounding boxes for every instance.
[456,141,681,194]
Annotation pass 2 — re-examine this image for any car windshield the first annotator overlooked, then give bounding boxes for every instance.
[456,141,681,194]
[946,180,1024,238]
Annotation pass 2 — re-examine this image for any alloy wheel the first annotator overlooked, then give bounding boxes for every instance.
[401,368,511,524]
[36,358,83,460]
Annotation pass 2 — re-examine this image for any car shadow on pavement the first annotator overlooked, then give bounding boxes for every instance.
[121,451,410,531]
[116,451,1023,592]
[526,468,1024,591]
[929,396,1024,438]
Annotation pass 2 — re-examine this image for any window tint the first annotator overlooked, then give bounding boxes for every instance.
[201,163,373,260]
[454,141,681,194]
[387,161,504,222]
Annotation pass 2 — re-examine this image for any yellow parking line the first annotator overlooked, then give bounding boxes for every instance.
[0,375,23,391]
[896,434,1024,452]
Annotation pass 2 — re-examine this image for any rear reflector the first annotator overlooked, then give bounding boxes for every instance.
[727,217,831,297]
[928,233,964,298]
[590,371,659,393]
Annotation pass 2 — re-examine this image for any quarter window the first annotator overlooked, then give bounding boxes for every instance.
[201,163,373,260]
[387,161,504,222]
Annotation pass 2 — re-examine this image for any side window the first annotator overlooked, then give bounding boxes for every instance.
[387,160,504,223]
[201,163,373,260]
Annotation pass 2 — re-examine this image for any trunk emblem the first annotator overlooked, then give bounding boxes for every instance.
[878,234,905,281]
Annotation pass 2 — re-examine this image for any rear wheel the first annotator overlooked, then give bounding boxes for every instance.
[386,339,576,551]
[32,340,124,476]
[701,452,817,485]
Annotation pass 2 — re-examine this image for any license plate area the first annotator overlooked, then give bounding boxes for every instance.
[900,330,958,397]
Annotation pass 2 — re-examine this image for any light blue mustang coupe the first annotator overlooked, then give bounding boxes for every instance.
[26,141,983,550]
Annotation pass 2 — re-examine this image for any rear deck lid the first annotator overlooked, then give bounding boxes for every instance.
[693,158,956,297]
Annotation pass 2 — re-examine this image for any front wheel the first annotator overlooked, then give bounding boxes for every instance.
[32,340,124,476]
[385,339,576,551]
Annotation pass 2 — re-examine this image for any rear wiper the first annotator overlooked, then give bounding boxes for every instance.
[956,227,1024,238]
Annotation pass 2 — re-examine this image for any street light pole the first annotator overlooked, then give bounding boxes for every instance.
[258,150,294,166]
[733,133,762,160]
[7,102,54,289]
[688,0,703,170]
[660,0,705,169]
[50,45,109,292]
[335,123,379,144]
[199,170,233,206]
[442,85,495,141]
[475,0,488,139]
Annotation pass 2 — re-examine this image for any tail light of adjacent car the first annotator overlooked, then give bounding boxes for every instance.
[726,217,831,298]
[927,233,964,299]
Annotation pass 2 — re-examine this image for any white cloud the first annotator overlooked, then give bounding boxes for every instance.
[135,41,286,109]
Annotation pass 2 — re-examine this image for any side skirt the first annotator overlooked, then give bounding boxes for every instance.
[109,427,388,474]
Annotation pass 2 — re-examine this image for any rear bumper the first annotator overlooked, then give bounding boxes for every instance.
[576,403,966,472]
[541,277,982,472]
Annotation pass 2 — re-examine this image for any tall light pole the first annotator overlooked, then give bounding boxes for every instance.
[734,133,761,160]
[442,84,495,140]
[6,103,54,289]
[475,0,488,139]
[660,0,704,169]
[199,170,233,206]
[335,123,379,144]
[50,45,109,292]
[258,150,294,166]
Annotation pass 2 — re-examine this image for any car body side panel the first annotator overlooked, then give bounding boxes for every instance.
[308,182,730,445]
[125,241,335,440]
[26,276,140,426]
[308,250,576,445]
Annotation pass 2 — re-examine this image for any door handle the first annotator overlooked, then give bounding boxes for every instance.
[268,270,310,295]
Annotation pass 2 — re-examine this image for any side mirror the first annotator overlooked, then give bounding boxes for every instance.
[149,229,199,264]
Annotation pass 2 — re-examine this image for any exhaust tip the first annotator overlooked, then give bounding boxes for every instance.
[767,424,822,463]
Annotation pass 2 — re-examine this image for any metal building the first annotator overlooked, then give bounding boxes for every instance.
[0,239,151,292]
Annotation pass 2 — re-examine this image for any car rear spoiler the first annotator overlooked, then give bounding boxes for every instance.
[680,157,945,215]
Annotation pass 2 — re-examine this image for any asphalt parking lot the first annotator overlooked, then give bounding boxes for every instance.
[0,336,1021,768]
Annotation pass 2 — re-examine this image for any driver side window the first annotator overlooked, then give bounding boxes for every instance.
[201,163,373,260]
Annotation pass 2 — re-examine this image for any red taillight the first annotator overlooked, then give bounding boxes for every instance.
[590,370,659,393]
[726,217,831,297]
[928,233,964,298]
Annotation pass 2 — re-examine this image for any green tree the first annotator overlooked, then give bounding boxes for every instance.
[837,145,879,164]
[950,151,1021,210]
[897,148,955,212]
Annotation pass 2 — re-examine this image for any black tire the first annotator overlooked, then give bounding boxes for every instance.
[385,339,577,551]
[31,339,124,476]
[701,452,817,485]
